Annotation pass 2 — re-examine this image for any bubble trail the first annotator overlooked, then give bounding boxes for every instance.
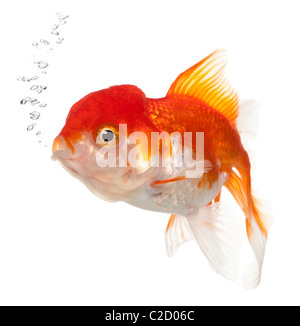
[18,12,69,144]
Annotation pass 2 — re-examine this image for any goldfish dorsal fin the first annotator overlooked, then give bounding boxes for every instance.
[167,49,239,126]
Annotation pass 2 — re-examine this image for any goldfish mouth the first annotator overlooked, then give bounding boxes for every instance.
[52,135,75,154]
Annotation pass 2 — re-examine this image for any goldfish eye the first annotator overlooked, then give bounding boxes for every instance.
[95,125,119,146]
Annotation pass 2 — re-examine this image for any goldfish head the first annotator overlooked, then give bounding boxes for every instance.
[52,85,158,202]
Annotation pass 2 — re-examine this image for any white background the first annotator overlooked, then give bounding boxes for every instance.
[1,0,299,305]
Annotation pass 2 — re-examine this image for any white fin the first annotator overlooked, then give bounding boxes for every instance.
[236,99,260,165]
[243,199,273,289]
[242,218,266,289]
[165,214,194,257]
[237,99,260,142]
[187,202,241,281]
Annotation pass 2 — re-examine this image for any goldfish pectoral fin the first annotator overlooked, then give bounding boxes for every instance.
[186,202,241,281]
[152,161,212,188]
[167,49,239,127]
[165,214,194,257]
[151,176,190,187]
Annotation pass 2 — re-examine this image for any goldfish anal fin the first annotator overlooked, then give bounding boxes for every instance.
[186,202,241,281]
[165,214,194,257]
[167,49,239,126]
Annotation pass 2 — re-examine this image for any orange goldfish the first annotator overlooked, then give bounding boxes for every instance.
[52,49,271,287]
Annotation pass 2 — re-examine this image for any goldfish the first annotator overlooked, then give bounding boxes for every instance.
[52,49,271,287]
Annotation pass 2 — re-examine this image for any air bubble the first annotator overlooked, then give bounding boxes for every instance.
[56,37,64,44]
[30,111,40,120]
[38,61,48,69]
[40,39,50,45]
[59,14,69,20]
[17,76,28,82]
[30,99,40,105]
[27,123,36,131]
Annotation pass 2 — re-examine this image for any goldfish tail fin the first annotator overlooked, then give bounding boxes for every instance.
[243,196,273,288]
[225,170,273,288]
[186,202,241,281]
[167,49,239,127]
[237,100,260,138]
[165,214,194,257]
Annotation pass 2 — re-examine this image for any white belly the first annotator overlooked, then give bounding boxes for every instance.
[126,172,228,216]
